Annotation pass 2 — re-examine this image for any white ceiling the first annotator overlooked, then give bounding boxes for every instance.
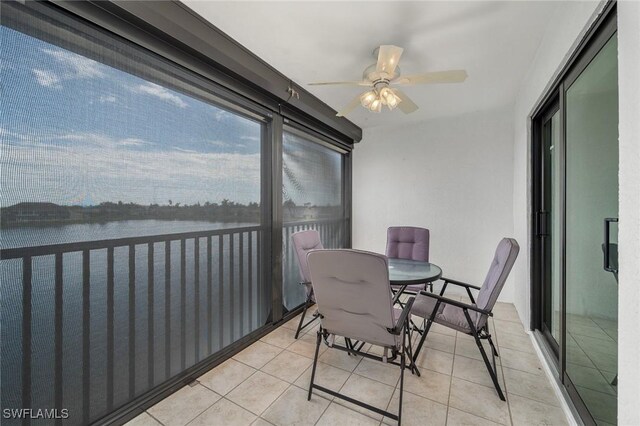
[183,1,561,129]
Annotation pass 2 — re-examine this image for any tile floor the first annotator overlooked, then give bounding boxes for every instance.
[127,299,569,426]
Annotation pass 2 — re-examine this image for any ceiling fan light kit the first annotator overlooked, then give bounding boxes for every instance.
[309,44,468,117]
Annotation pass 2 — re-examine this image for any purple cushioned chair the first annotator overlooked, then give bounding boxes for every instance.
[291,230,323,339]
[306,249,419,424]
[410,238,519,400]
[386,226,432,294]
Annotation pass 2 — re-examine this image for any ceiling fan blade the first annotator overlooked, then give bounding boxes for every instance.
[394,70,468,85]
[392,89,419,114]
[308,81,371,86]
[376,45,404,76]
[336,93,363,117]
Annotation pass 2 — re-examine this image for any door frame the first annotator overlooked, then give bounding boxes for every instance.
[530,2,617,425]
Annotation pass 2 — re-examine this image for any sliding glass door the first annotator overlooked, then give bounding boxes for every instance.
[281,127,348,312]
[532,6,618,425]
[564,33,618,425]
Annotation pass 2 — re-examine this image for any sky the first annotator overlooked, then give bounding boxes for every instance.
[0,25,342,208]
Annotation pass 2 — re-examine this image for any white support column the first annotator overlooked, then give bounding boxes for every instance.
[617,1,640,424]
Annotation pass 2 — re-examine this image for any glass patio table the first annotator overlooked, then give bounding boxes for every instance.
[388,258,442,286]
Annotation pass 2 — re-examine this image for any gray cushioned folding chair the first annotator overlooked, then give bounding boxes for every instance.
[306,249,419,425]
[411,238,519,400]
[386,226,431,294]
[291,230,323,339]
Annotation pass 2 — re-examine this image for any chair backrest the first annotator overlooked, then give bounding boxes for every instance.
[385,226,429,261]
[291,230,323,282]
[476,238,520,312]
[307,249,398,348]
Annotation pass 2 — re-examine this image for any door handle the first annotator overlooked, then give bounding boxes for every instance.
[603,217,618,273]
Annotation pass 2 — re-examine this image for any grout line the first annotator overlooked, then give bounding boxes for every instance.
[491,318,514,426]
[444,330,457,426]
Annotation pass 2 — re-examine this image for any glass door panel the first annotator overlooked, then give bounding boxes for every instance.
[565,34,618,425]
[541,110,561,346]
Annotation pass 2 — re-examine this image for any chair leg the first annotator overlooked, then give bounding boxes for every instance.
[405,325,420,377]
[398,324,406,426]
[295,295,312,339]
[308,328,322,401]
[464,312,505,401]
[412,316,434,363]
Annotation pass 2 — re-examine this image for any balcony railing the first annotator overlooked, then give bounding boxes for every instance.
[0,218,346,425]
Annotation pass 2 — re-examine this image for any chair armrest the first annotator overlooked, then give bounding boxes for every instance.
[387,297,415,335]
[299,281,312,286]
[418,291,492,316]
[441,277,481,291]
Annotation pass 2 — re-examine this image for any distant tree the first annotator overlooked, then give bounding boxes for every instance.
[175,202,181,207]
[168,200,173,206]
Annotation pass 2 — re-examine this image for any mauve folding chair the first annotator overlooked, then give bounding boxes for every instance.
[291,230,323,339]
[410,238,519,400]
[386,226,432,294]
[306,249,419,425]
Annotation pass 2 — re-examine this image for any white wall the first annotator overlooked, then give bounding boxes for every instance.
[616,1,640,423]
[511,0,603,328]
[352,106,515,301]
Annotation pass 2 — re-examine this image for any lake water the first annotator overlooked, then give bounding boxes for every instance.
[0,220,271,425]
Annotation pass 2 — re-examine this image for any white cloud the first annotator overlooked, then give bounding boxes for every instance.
[32,69,62,88]
[58,133,151,148]
[99,95,117,103]
[42,49,104,79]
[240,135,259,142]
[132,82,188,108]
[173,147,198,153]
[32,48,106,89]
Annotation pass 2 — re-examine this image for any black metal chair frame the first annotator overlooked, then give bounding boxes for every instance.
[294,281,320,339]
[412,278,505,401]
[308,298,418,425]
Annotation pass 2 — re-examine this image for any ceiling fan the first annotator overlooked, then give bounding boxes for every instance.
[309,45,468,117]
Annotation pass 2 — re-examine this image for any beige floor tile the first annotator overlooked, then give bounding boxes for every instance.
[449,378,510,425]
[234,341,283,369]
[252,418,275,426]
[261,350,312,383]
[336,373,395,420]
[280,314,303,330]
[455,339,501,365]
[495,331,534,354]
[421,332,456,354]
[318,348,363,372]
[354,358,401,387]
[382,389,447,426]
[189,398,257,426]
[295,362,351,398]
[262,385,330,426]
[452,355,504,389]
[508,393,568,425]
[403,368,451,405]
[226,371,290,415]
[494,319,526,336]
[147,384,220,426]
[413,347,454,375]
[124,412,161,426]
[286,332,327,359]
[502,367,560,407]
[499,347,544,376]
[316,402,379,426]
[199,358,257,395]
[429,322,457,336]
[446,407,503,426]
[260,327,298,349]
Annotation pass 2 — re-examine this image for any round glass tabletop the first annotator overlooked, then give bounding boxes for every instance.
[388,258,442,285]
